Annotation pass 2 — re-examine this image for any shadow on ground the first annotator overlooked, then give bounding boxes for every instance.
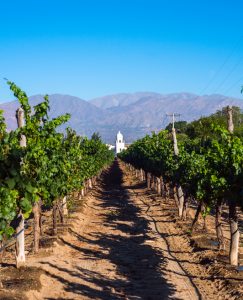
[41,160,181,300]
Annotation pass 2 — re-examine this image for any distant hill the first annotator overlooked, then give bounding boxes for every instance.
[1,92,243,143]
[0,94,107,137]
[90,92,161,109]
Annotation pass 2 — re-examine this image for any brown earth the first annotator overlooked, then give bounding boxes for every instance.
[0,160,242,299]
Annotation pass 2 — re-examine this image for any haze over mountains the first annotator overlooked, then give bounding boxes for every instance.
[1,92,243,143]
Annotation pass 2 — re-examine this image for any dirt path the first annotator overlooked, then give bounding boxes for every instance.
[25,160,233,299]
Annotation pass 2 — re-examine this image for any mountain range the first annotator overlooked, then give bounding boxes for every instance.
[1,92,243,143]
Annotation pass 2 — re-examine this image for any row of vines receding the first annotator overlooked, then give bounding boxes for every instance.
[118,106,243,267]
[0,81,114,268]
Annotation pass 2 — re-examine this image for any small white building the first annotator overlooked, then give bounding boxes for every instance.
[116,131,125,154]
[106,144,115,151]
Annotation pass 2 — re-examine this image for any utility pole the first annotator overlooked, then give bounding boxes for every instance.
[166,113,181,130]
[227,105,234,133]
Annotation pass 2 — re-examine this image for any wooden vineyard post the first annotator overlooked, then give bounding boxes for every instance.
[92,176,96,187]
[147,173,151,190]
[227,106,239,266]
[160,177,165,197]
[150,176,154,190]
[157,177,161,195]
[84,181,88,194]
[177,184,184,219]
[62,196,68,216]
[15,108,26,268]
[215,199,226,251]
[229,202,239,266]
[52,202,58,236]
[16,108,41,254]
[32,201,41,253]
[173,186,179,207]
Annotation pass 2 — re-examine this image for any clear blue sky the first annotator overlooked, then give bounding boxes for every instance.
[1,0,243,103]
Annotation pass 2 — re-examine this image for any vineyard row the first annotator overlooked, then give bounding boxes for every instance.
[118,106,243,267]
[0,81,114,268]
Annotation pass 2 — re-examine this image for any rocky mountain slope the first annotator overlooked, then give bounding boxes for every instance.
[1,92,243,143]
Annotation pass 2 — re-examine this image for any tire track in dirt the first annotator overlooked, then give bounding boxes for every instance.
[132,194,201,299]
[126,168,239,300]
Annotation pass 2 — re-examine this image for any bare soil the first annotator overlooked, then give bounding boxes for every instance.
[0,160,242,299]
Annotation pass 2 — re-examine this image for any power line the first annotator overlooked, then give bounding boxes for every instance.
[212,54,243,94]
[223,75,243,97]
[199,36,243,95]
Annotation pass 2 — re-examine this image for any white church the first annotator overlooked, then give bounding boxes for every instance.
[115,131,126,154]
